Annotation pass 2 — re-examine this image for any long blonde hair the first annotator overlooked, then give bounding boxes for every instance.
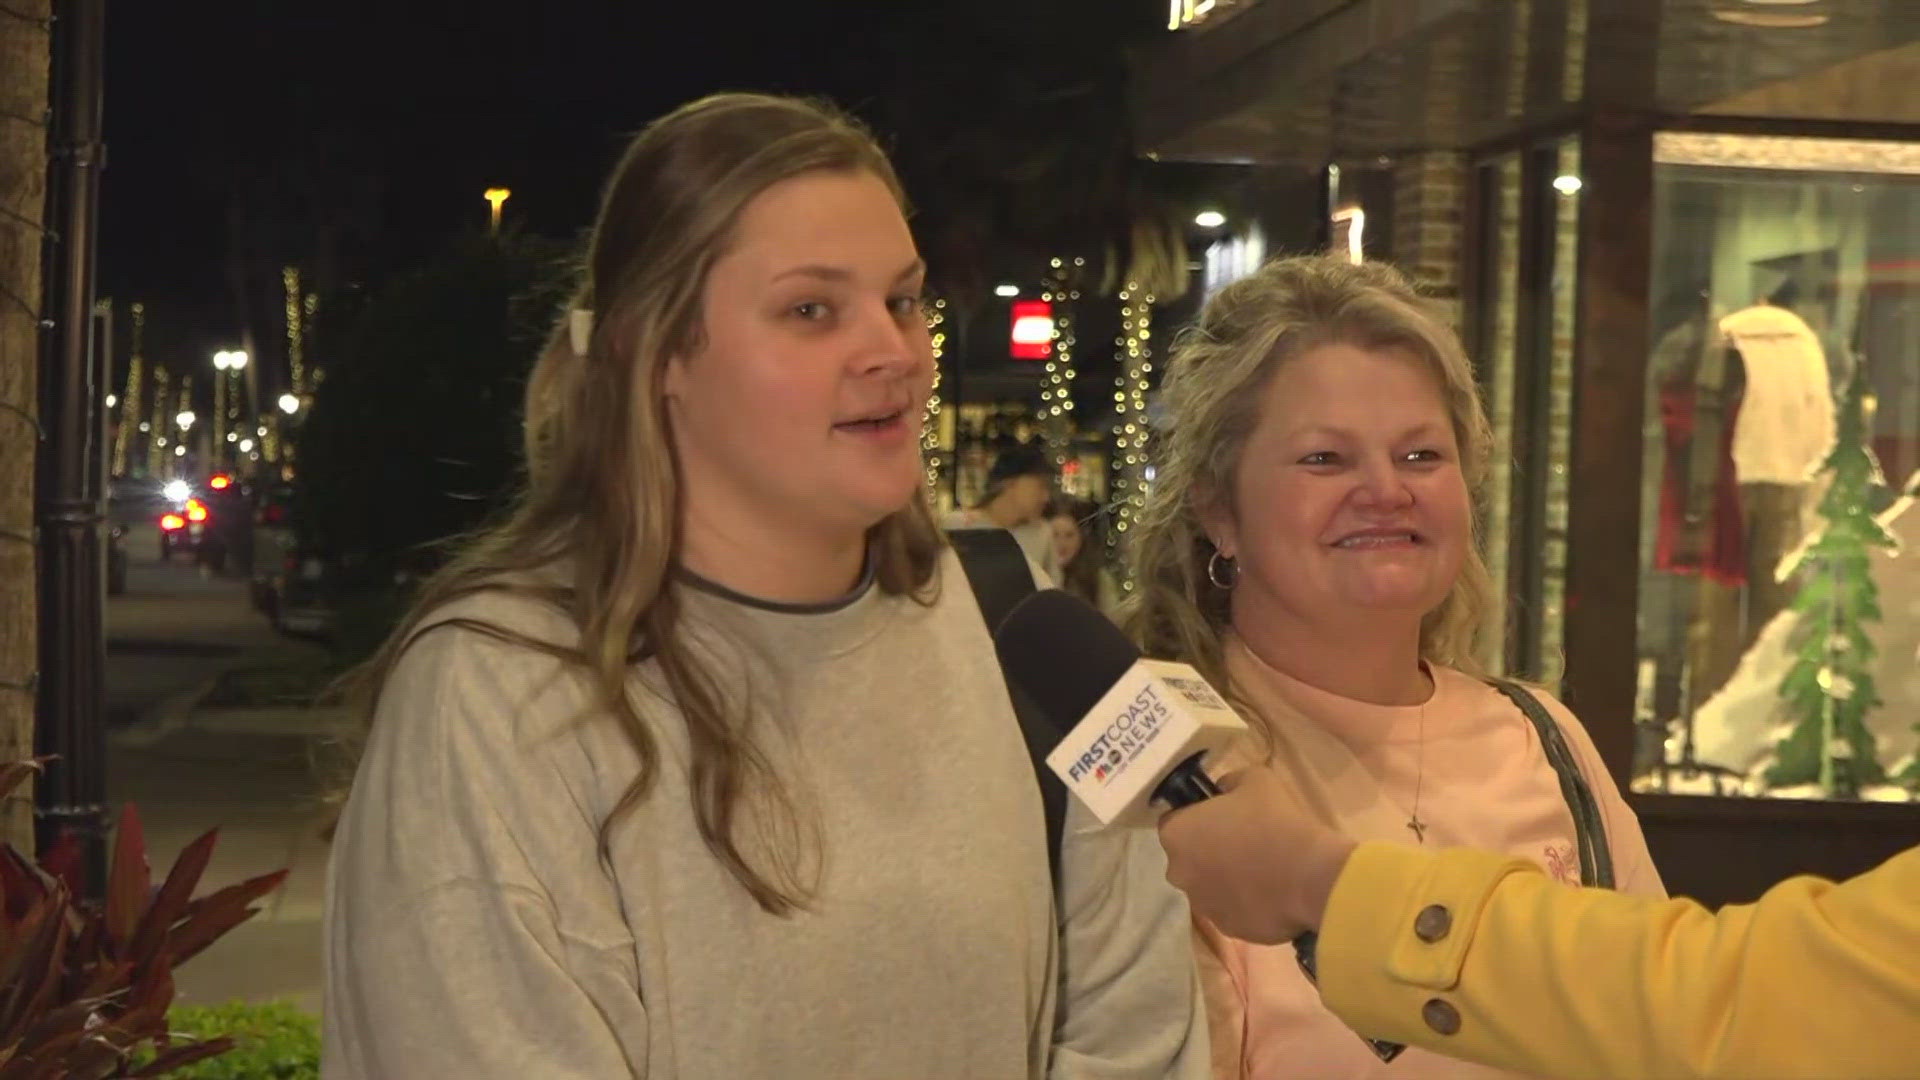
[344,93,945,915]
[1117,255,1495,715]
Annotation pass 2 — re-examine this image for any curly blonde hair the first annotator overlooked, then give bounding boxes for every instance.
[1116,255,1496,715]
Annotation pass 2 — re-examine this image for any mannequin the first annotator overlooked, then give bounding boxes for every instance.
[1653,299,1835,708]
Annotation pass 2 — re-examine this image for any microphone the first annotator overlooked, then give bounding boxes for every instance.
[992,589,1246,825]
[994,589,1408,1063]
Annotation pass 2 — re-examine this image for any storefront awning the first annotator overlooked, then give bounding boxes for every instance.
[1134,0,1920,165]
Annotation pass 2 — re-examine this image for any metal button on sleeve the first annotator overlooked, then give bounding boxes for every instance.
[1413,903,1452,943]
[1422,999,1462,1036]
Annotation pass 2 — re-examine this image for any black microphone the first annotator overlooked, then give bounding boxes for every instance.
[995,589,1407,1063]
[993,589,1246,823]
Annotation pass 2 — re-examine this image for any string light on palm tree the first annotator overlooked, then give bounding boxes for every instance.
[301,291,321,402]
[1109,281,1156,583]
[146,366,171,477]
[284,266,307,405]
[1039,257,1082,471]
[921,298,948,494]
[113,302,145,478]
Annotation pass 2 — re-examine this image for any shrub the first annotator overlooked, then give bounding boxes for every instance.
[145,1002,318,1080]
[0,760,286,1077]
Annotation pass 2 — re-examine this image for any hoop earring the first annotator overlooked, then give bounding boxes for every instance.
[1207,550,1239,590]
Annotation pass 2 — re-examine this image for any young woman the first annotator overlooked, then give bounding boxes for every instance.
[1047,496,1116,611]
[323,94,1207,1079]
[1120,255,1663,1079]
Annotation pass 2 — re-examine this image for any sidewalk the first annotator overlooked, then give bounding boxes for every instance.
[103,529,347,1014]
[108,702,351,1014]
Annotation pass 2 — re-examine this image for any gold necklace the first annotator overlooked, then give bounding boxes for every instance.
[1406,694,1428,844]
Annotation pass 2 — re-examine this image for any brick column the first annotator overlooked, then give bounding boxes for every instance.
[1392,151,1467,324]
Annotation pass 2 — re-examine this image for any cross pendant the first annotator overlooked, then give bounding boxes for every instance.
[1406,816,1427,844]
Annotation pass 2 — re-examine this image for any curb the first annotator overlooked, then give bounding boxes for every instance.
[187,707,356,740]
[114,674,223,748]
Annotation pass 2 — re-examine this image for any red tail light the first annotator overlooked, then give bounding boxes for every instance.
[209,474,232,491]
[185,499,209,523]
[160,513,185,531]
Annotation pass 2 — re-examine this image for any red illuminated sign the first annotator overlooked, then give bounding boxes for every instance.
[1010,299,1053,360]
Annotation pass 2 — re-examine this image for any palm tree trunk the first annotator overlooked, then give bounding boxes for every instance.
[0,0,54,851]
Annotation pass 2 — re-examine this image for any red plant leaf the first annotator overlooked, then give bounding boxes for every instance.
[164,869,286,970]
[33,834,84,902]
[0,762,44,808]
[128,1034,235,1077]
[0,847,53,925]
[103,805,151,956]
[128,830,216,969]
[69,905,102,972]
[75,959,131,1001]
[64,1028,140,1080]
[0,897,62,1043]
[126,947,174,1018]
[11,996,113,1064]
[9,905,70,1049]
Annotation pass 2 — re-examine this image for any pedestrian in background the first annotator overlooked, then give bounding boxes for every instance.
[946,443,1063,584]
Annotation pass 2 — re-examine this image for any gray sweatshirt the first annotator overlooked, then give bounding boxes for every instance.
[323,550,1208,1078]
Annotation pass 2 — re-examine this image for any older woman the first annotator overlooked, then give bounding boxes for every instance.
[1120,255,1664,1080]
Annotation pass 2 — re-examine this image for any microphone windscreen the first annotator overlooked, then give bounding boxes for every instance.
[993,589,1141,738]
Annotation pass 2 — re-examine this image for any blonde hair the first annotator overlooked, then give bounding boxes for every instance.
[1117,255,1495,720]
[343,93,945,915]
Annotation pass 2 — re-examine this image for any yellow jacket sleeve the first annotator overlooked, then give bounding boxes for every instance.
[1316,840,1920,1080]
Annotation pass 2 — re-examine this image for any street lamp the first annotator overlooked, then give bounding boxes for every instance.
[212,350,249,468]
[175,410,195,432]
[485,187,512,234]
[1194,210,1227,229]
[278,392,300,415]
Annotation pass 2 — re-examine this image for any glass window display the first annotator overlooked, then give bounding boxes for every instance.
[1636,133,1920,802]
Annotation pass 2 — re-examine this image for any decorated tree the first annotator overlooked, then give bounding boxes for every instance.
[1766,369,1893,797]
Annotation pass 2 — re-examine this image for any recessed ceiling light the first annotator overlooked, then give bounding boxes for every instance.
[1712,8,1828,27]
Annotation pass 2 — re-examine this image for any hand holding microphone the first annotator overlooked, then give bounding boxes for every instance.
[1154,768,1358,945]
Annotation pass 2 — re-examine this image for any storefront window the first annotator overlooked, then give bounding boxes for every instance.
[1535,137,1581,691]
[1635,132,1920,802]
[1475,155,1524,676]
[1475,137,1581,687]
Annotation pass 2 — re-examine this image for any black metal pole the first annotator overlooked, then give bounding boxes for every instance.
[35,0,108,900]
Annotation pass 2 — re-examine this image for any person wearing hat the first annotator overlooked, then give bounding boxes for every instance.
[946,444,1062,584]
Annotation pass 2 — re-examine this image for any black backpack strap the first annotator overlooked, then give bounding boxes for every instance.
[1491,680,1616,889]
[947,529,1065,888]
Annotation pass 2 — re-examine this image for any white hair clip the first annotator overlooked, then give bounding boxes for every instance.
[568,309,594,356]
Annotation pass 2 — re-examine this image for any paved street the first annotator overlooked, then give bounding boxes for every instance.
[106,526,333,1013]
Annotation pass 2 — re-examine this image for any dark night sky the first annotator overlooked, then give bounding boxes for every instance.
[100,4,872,313]
[98,2,1163,357]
